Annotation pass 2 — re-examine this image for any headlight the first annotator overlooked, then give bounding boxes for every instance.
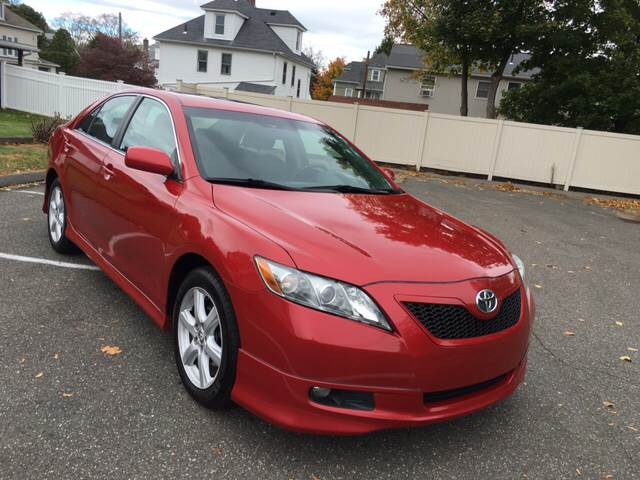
[255,257,392,331]
[512,254,525,280]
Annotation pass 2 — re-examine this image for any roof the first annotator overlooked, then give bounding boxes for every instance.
[235,82,276,94]
[155,0,312,68]
[334,44,538,88]
[0,5,42,33]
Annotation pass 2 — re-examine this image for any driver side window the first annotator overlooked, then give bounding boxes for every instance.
[120,98,178,164]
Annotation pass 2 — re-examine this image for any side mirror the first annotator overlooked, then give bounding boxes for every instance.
[382,168,396,181]
[125,146,174,177]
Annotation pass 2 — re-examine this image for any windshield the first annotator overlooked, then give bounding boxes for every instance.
[184,107,399,194]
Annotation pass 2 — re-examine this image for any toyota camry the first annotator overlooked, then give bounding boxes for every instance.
[44,89,534,435]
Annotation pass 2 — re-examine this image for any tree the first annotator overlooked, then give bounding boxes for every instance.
[52,12,138,46]
[381,0,545,118]
[8,2,48,48]
[75,34,156,87]
[501,0,640,135]
[40,29,79,74]
[312,57,346,100]
[374,37,395,56]
[303,46,326,97]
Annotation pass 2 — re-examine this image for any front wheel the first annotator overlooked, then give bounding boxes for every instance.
[47,179,77,254]
[173,267,239,409]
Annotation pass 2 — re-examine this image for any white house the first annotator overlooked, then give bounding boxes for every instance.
[154,0,313,99]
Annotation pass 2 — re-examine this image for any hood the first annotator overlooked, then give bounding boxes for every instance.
[213,185,515,286]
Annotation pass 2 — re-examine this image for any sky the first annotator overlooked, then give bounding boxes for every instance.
[23,0,388,64]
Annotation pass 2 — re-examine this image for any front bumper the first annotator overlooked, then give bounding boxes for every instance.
[229,272,534,435]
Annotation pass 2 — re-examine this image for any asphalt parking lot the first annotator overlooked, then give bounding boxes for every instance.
[0,176,638,480]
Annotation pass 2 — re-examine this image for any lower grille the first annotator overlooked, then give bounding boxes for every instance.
[424,373,510,404]
[404,290,522,340]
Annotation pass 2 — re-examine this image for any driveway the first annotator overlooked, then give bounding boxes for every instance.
[0,176,638,479]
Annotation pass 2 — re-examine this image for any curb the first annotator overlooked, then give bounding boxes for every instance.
[0,171,46,188]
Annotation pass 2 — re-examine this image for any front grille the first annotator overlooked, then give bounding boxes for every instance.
[404,290,521,340]
[424,373,510,404]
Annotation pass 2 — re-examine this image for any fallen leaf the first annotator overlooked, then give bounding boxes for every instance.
[19,358,26,364]
[311,475,321,480]
[584,266,592,271]
[603,401,615,409]
[53,353,59,360]
[628,426,638,432]
[627,347,638,352]
[564,331,576,337]
[35,372,44,379]
[62,393,74,398]
[567,270,575,274]
[534,284,543,289]
[615,321,624,327]
[578,318,585,322]
[211,447,222,455]
[604,475,613,480]
[101,346,122,356]
[619,356,632,363]
[576,468,582,476]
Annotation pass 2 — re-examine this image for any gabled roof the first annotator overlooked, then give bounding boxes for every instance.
[334,45,538,88]
[155,1,312,67]
[0,5,42,33]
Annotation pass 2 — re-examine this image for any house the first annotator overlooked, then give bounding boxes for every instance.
[154,0,313,99]
[0,0,58,72]
[333,44,537,118]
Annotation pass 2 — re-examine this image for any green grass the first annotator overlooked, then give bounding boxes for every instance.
[0,144,48,175]
[0,109,47,138]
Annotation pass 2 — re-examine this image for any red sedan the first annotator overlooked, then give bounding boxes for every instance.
[45,89,534,435]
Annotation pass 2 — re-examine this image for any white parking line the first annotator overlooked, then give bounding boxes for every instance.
[0,253,100,271]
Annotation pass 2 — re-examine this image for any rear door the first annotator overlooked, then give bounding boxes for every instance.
[63,95,137,248]
[98,96,183,305]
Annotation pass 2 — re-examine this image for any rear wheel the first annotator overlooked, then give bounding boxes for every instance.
[173,267,239,409]
[47,179,77,254]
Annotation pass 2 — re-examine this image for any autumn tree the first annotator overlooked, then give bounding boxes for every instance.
[303,46,326,97]
[75,34,156,87]
[312,57,346,101]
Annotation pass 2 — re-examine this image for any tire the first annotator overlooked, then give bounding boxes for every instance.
[47,179,77,254]
[173,267,239,409]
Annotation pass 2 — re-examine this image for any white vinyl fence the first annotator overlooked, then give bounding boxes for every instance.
[1,62,638,196]
[0,63,136,119]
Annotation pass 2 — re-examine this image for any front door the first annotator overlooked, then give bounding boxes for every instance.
[98,97,183,306]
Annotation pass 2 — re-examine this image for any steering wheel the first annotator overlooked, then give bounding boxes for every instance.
[294,164,328,182]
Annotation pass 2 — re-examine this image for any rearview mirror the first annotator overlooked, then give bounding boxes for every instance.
[125,146,174,177]
[382,168,396,181]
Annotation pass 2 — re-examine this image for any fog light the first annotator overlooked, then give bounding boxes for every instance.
[309,387,375,411]
[310,386,332,399]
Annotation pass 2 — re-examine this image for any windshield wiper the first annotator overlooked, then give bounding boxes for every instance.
[301,185,397,195]
[209,178,297,191]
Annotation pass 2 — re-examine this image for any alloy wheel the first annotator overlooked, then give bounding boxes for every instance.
[177,287,223,390]
[48,186,65,243]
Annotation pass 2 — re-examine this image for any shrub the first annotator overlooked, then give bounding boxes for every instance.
[31,114,66,144]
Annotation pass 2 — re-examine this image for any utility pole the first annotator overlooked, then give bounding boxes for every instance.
[361,50,370,99]
[118,12,122,42]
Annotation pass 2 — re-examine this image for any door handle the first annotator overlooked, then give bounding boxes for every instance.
[63,138,72,153]
[102,163,115,181]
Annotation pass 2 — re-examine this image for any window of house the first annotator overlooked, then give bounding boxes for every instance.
[344,88,354,97]
[291,65,296,87]
[365,91,381,100]
[476,81,491,99]
[508,82,522,91]
[1,35,6,56]
[0,3,4,21]
[215,14,225,35]
[297,79,301,98]
[282,62,288,84]
[370,69,381,82]
[84,96,137,145]
[296,31,302,51]
[221,53,232,75]
[420,75,436,97]
[197,50,208,73]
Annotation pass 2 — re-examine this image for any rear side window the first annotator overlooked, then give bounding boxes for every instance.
[78,108,99,133]
[86,96,136,145]
[120,98,178,163]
